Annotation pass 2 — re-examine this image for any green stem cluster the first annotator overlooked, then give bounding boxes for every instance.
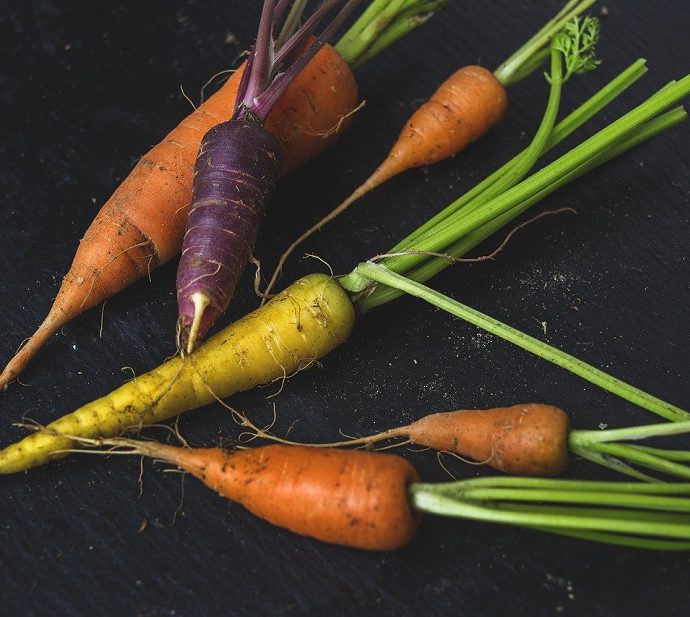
[571,421,690,481]
[410,477,690,550]
[336,0,447,67]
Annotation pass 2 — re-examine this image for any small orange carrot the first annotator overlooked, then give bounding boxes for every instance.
[388,403,571,477]
[279,404,571,477]
[89,440,421,551]
[350,65,508,200]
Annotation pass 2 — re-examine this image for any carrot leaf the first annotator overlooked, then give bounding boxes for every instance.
[493,0,597,87]
[552,15,601,81]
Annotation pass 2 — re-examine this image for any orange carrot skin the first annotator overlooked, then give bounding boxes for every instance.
[366,65,508,190]
[169,444,421,551]
[408,404,570,476]
[398,65,508,166]
[0,44,357,389]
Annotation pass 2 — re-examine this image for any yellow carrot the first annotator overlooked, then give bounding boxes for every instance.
[0,274,354,474]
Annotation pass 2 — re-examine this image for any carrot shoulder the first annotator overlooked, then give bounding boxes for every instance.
[0,44,357,389]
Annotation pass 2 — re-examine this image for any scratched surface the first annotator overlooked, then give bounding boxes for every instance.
[1,1,689,615]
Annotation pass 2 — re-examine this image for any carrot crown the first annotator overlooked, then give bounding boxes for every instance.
[233,0,362,122]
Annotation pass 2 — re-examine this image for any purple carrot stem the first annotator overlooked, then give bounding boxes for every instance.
[273,0,292,29]
[241,0,277,113]
[272,0,341,71]
[233,44,255,115]
[177,120,281,352]
[254,0,362,118]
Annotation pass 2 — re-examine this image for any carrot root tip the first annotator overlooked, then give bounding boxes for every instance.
[184,292,211,355]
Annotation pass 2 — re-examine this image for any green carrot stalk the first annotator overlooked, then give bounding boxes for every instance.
[410,477,690,550]
[349,262,690,423]
[493,0,598,86]
[336,0,448,67]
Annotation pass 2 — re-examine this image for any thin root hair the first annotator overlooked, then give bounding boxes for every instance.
[99,299,108,338]
[179,84,197,111]
[370,208,576,264]
[280,100,366,141]
[199,67,238,104]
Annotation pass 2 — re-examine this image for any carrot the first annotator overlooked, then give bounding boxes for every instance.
[360,406,690,480]
[260,406,690,481]
[61,436,690,551]
[332,403,571,476]
[0,0,443,389]
[400,404,568,476]
[262,1,597,299]
[110,441,420,551]
[175,0,365,353]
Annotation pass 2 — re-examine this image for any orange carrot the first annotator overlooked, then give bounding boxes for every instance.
[352,65,508,199]
[261,66,508,298]
[93,440,421,551]
[0,44,357,390]
[402,403,570,476]
[300,404,571,477]
[67,437,690,552]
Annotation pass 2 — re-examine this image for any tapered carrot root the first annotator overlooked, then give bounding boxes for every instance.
[0,274,355,474]
[372,66,508,184]
[0,44,357,390]
[337,404,570,476]
[61,439,421,551]
[264,65,508,299]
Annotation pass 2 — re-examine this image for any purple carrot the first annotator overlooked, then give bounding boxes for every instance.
[176,0,361,353]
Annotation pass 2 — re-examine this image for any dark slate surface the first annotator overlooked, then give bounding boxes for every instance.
[1,1,689,615]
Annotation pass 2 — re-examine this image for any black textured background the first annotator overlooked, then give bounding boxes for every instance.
[1,1,690,615]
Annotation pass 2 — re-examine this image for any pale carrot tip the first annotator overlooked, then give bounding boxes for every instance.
[186,292,211,354]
